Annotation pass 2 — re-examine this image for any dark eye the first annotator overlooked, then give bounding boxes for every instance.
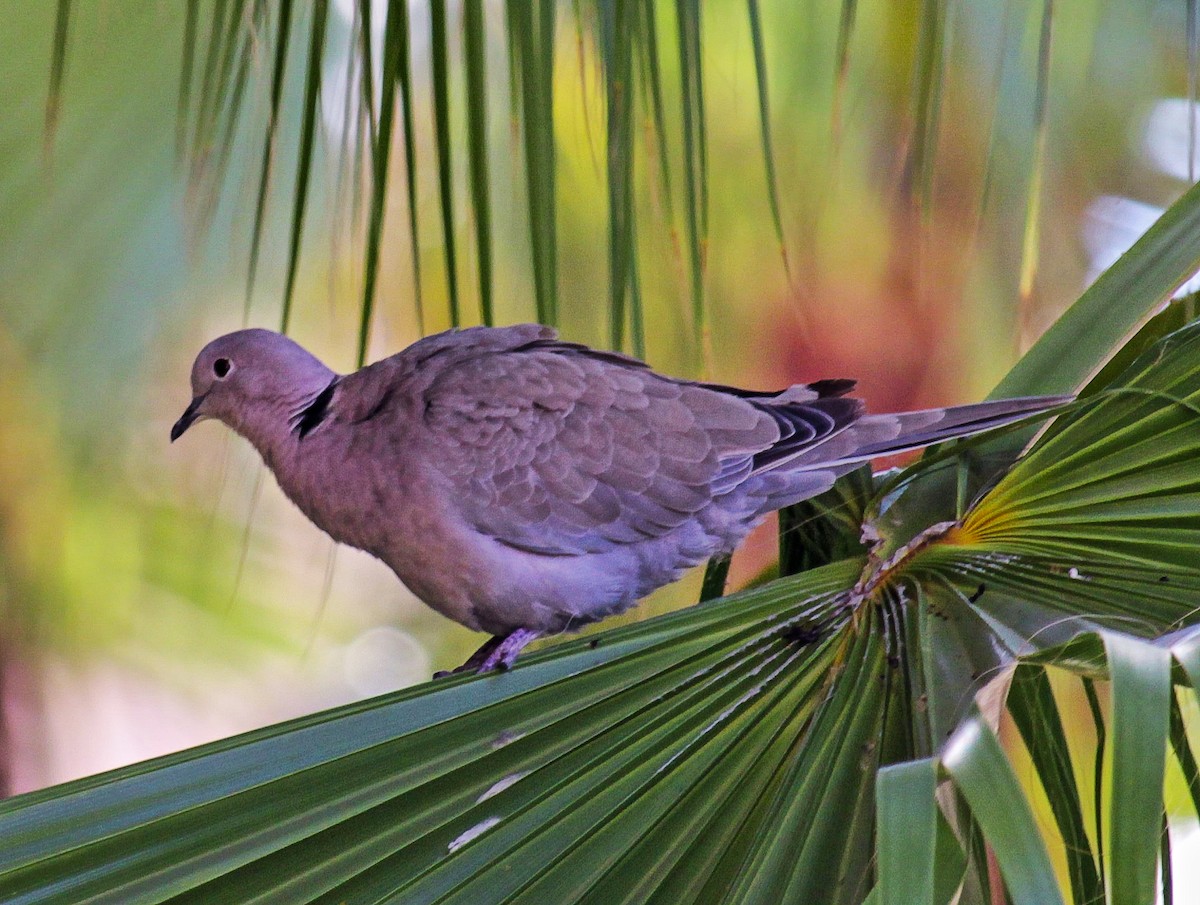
[213,358,232,378]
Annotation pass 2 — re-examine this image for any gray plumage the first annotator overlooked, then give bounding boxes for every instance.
[172,324,1068,673]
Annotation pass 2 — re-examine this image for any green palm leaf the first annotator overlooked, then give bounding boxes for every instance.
[0,563,860,902]
[9,223,1200,900]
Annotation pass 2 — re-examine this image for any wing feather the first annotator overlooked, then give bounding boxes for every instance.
[422,345,762,554]
[413,330,863,556]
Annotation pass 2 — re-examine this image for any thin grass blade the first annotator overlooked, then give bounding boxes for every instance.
[279,0,329,333]
[509,0,559,325]
[636,3,674,222]
[1189,0,1198,183]
[674,0,708,370]
[745,0,788,278]
[464,0,493,325]
[357,0,377,149]
[43,0,72,154]
[831,0,859,147]
[908,0,947,215]
[197,3,266,239]
[244,0,294,314]
[175,0,201,162]
[430,0,460,326]
[396,0,423,336]
[358,0,406,365]
[192,0,246,170]
[602,0,636,351]
[1016,0,1054,330]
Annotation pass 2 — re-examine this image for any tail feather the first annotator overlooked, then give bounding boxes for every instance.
[769,394,1072,474]
[853,395,1074,459]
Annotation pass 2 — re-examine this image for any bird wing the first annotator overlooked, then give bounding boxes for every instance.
[420,335,861,555]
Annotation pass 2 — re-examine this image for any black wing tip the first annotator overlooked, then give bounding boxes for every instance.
[806,378,857,398]
[753,396,864,470]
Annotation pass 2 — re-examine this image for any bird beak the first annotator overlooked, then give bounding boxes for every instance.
[170,394,208,442]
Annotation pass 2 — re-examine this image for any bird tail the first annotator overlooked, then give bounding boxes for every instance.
[779,394,1073,474]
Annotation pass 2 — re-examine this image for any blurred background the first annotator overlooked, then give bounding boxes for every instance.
[0,0,1195,797]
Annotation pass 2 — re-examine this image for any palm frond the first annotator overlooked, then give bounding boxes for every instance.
[11,186,1200,898]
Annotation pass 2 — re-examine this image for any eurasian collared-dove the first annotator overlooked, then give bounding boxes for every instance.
[172,324,1067,673]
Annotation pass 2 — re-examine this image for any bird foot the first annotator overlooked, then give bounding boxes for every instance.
[476,628,541,672]
[434,628,543,678]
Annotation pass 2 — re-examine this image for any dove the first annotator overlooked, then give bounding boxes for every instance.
[172,324,1067,674]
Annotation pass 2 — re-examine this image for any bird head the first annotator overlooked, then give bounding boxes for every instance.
[171,329,336,443]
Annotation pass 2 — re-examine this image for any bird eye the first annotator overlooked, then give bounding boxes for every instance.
[213,358,232,378]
